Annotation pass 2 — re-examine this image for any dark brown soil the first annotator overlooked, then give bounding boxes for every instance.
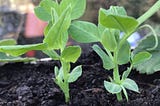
[0,51,160,106]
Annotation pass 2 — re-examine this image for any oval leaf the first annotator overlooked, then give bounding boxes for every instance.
[132,51,152,65]
[133,36,160,74]
[69,21,100,43]
[104,81,122,94]
[68,65,82,83]
[99,8,138,34]
[122,78,139,93]
[117,41,130,65]
[92,44,114,70]
[60,0,86,20]
[34,6,51,21]
[101,29,118,52]
[61,46,81,63]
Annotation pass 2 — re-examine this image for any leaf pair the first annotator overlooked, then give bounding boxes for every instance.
[54,65,82,84]
[104,78,139,101]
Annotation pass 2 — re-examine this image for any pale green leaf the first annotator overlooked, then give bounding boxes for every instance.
[43,6,71,49]
[133,36,160,74]
[44,22,52,36]
[132,51,152,65]
[61,46,81,63]
[60,0,86,20]
[69,21,100,43]
[122,78,139,93]
[0,52,36,62]
[34,6,51,21]
[101,29,118,51]
[0,43,47,56]
[121,68,131,81]
[104,80,122,94]
[68,65,82,83]
[117,41,130,65]
[92,45,114,70]
[99,8,138,34]
[34,0,59,21]
[0,39,16,46]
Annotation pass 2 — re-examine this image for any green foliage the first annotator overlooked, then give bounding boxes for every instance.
[0,39,17,46]
[69,21,100,43]
[68,65,82,83]
[132,51,152,65]
[99,7,138,34]
[101,29,118,51]
[69,1,160,102]
[133,36,160,74]
[117,41,130,65]
[43,6,71,49]
[0,39,36,62]
[104,81,122,94]
[0,43,47,56]
[61,46,81,63]
[92,44,114,70]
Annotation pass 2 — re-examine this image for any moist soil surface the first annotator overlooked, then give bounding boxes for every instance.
[0,51,160,106]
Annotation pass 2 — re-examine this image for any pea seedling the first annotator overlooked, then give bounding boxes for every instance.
[0,0,86,103]
[69,0,160,101]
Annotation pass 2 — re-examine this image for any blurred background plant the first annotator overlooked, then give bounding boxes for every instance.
[0,0,159,58]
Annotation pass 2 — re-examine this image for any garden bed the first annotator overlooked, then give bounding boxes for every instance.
[0,51,160,106]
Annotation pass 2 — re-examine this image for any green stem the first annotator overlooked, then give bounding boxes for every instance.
[116,92,123,101]
[113,51,123,101]
[63,83,70,103]
[113,51,120,83]
[61,61,71,103]
[137,0,160,25]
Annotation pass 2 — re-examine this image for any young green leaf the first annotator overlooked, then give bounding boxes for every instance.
[0,43,47,56]
[121,67,131,81]
[69,21,100,43]
[133,36,160,74]
[43,6,71,49]
[0,39,16,46]
[61,46,81,63]
[117,41,130,65]
[0,52,36,62]
[60,0,86,20]
[92,44,114,70]
[99,8,138,34]
[132,51,152,65]
[101,28,118,52]
[34,6,52,21]
[122,78,139,93]
[105,6,127,16]
[68,65,82,83]
[34,0,59,21]
[55,67,64,84]
[104,80,122,94]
